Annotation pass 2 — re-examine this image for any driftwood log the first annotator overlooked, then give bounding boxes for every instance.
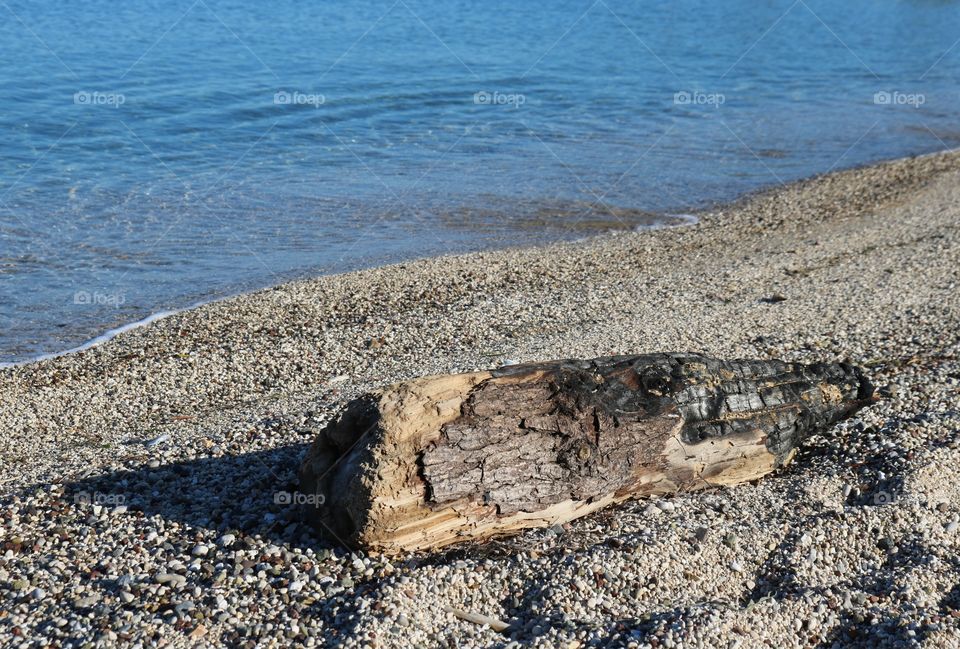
[299,353,874,553]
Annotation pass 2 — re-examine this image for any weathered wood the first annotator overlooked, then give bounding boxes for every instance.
[299,353,874,553]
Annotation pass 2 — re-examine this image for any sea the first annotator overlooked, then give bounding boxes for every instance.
[2,0,959,362]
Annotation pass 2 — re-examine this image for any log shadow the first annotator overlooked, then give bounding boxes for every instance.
[58,443,326,548]
[747,524,942,648]
[813,539,946,648]
[488,582,712,648]
[6,444,387,647]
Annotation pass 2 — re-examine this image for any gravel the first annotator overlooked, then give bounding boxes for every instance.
[2,150,960,647]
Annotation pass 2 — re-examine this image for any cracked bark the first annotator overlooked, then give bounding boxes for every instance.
[299,353,875,553]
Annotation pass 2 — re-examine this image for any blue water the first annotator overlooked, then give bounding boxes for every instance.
[2,0,959,362]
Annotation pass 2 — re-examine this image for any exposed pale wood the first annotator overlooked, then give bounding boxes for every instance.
[299,354,874,553]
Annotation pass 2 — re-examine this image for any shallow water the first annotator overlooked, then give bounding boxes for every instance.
[2,0,959,361]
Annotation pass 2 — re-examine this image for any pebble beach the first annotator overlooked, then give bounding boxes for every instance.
[2,149,960,647]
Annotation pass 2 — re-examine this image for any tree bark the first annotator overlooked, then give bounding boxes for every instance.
[299,353,874,553]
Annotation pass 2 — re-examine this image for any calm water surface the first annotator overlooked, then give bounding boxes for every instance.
[2,0,959,361]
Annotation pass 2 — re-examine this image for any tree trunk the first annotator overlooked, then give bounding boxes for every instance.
[299,353,874,553]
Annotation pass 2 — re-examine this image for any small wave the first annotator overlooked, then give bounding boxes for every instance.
[0,307,189,369]
[640,213,699,230]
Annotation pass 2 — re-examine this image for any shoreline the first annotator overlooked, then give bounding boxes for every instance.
[0,212,702,370]
[0,212,701,370]
[2,148,960,647]
[2,144,956,371]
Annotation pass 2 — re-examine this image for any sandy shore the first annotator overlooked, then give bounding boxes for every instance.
[2,150,960,648]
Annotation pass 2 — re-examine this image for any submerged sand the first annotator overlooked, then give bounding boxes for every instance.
[2,150,960,647]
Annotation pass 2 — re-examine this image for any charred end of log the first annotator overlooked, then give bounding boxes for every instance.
[672,357,875,463]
